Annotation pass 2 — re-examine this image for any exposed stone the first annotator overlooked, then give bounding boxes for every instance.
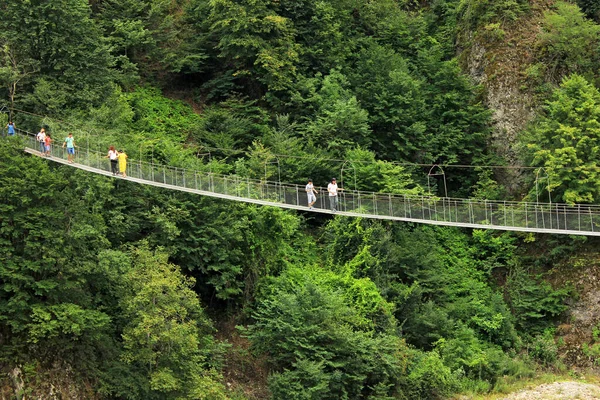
[497,381,600,400]
[458,2,555,195]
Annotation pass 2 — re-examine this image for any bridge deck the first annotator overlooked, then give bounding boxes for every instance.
[19,134,600,237]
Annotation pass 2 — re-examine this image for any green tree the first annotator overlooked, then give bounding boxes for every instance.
[302,70,371,154]
[537,1,600,82]
[576,0,600,22]
[206,0,299,97]
[349,40,425,161]
[0,141,113,363]
[118,244,227,399]
[321,219,519,351]
[524,74,600,203]
[457,0,528,28]
[93,0,205,82]
[247,265,408,399]
[0,40,38,115]
[92,0,152,84]
[0,0,114,112]
[105,185,306,306]
[344,147,423,194]
[277,0,349,75]
[505,265,570,333]
[349,37,491,176]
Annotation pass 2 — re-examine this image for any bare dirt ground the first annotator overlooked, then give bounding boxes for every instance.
[497,381,600,400]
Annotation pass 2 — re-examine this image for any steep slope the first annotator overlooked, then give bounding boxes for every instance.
[548,246,600,369]
[458,0,555,194]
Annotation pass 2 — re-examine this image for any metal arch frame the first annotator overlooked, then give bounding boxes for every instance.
[427,164,448,198]
[264,156,281,184]
[0,105,12,122]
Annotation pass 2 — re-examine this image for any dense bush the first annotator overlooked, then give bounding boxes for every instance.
[537,2,600,82]
[246,266,407,399]
[523,74,600,203]
[0,0,592,398]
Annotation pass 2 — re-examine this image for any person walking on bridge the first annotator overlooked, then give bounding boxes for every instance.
[107,146,119,175]
[44,133,52,157]
[36,128,46,154]
[62,133,76,163]
[118,149,128,177]
[6,121,15,137]
[327,178,341,213]
[306,179,318,209]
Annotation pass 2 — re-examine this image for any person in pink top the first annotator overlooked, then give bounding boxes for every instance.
[44,134,52,157]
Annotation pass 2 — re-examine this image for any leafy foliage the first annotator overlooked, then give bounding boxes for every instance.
[0,0,592,398]
[576,0,600,22]
[523,74,600,203]
[205,0,300,97]
[457,0,529,28]
[537,2,600,83]
[344,147,423,194]
[246,265,407,399]
[0,140,112,362]
[505,265,571,333]
[0,0,114,112]
[118,244,227,399]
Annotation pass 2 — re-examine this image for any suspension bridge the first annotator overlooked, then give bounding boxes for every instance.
[12,129,600,237]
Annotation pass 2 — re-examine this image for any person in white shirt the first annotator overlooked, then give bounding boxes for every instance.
[305,179,318,209]
[327,178,341,212]
[36,128,46,154]
[106,146,119,175]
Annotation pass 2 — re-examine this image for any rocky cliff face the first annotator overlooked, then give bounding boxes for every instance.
[458,1,555,195]
[548,247,600,369]
[0,363,99,400]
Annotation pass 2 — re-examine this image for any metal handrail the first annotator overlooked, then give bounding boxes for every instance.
[14,128,600,236]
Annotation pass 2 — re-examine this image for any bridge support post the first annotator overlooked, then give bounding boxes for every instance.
[468,200,474,224]
[484,200,488,224]
[373,193,376,215]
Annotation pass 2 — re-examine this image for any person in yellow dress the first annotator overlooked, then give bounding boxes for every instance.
[117,149,128,177]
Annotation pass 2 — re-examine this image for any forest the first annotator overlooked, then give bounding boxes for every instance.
[2,0,600,399]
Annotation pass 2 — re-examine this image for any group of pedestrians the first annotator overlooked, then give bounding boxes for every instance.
[10,122,344,212]
[306,177,342,212]
[35,128,77,162]
[107,145,128,177]
[35,128,53,157]
[33,129,128,176]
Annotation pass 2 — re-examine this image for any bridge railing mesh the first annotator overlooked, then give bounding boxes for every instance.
[17,129,600,235]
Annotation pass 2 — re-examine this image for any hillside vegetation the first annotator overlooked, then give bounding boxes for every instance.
[1,0,600,399]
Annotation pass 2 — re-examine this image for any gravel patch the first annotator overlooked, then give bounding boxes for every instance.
[498,381,600,400]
